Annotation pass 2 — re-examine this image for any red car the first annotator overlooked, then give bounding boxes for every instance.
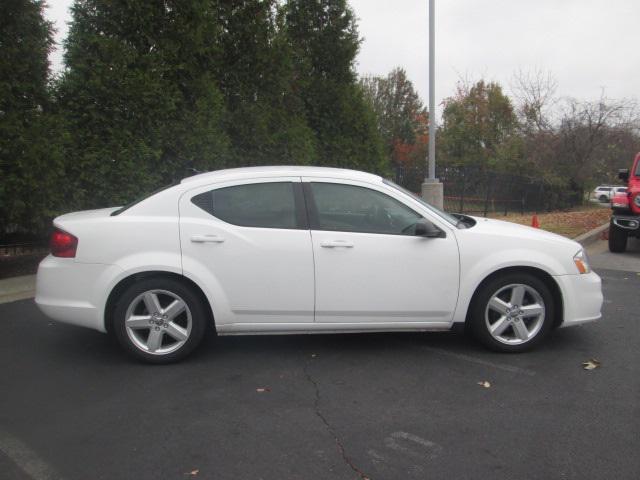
[609,152,640,252]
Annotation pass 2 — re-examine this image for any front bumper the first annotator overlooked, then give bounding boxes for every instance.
[553,271,603,327]
[35,255,123,332]
[611,214,640,231]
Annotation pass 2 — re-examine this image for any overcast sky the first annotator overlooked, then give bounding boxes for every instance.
[46,0,640,112]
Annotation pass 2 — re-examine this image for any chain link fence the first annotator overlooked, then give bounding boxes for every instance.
[393,165,582,215]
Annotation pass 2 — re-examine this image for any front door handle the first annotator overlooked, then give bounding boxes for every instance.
[190,234,225,243]
[320,240,354,248]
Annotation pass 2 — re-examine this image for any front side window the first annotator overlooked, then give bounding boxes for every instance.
[309,182,423,235]
[191,182,299,229]
[383,179,460,227]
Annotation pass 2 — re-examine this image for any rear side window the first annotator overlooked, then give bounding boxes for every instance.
[191,182,301,229]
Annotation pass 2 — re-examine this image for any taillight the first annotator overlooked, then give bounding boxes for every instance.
[50,228,78,258]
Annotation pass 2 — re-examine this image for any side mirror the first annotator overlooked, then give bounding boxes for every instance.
[414,220,446,238]
[618,168,629,182]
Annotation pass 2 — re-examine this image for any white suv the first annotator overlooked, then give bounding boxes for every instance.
[592,185,626,202]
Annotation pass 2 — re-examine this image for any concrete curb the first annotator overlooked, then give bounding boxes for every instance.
[573,222,609,246]
[0,274,36,305]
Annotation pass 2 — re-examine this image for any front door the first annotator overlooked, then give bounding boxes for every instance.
[303,178,460,326]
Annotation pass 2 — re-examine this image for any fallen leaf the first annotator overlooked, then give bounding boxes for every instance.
[477,381,491,388]
[582,359,601,370]
[256,387,271,393]
[184,469,199,476]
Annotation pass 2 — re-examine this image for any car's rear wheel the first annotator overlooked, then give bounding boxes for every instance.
[469,273,554,352]
[113,278,207,363]
[608,221,628,253]
[599,195,608,203]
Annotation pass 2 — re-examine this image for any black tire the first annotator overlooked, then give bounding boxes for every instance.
[113,277,208,364]
[469,272,555,353]
[599,195,608,203]
[608,221,628,253]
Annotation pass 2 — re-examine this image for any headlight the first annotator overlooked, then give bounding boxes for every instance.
[573,249,591,274]
[634,195,640,208]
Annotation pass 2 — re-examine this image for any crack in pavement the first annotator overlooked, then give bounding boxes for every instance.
[303,359,371,480]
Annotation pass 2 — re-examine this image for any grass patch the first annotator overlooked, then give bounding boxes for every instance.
[487,206,610,238]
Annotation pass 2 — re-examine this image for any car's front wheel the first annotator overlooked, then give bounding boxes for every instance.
[469,273,554,352]
[113,278,207,363]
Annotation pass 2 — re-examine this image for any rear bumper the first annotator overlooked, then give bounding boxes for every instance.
[553,271,603,327]
[35,256,123,332]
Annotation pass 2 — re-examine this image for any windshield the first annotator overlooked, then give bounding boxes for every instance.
[382,179,460,227]
[111,182,177,216]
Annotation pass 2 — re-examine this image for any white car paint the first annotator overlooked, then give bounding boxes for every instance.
[179,176,315,326]
[36,166,602,338]
[303,176,459,327]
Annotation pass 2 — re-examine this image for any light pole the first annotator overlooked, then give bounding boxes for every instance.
[421,0,444,209]
[428,0,435,181]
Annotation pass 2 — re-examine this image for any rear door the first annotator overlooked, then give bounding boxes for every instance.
[179,177,314,327]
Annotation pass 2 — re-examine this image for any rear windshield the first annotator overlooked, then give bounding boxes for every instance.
[111,183,176,216]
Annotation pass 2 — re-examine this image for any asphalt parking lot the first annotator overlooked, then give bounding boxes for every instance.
[1,239,639,480]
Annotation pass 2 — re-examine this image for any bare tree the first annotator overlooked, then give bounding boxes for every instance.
[511,70,640,192]
[510,68,558,132]
[556,91,639,195]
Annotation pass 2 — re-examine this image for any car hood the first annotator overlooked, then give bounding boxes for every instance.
[467,216,580,249]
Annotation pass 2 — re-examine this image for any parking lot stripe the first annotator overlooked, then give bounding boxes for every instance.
[0,429,64,480]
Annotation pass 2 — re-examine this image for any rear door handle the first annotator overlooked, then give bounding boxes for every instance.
[320,240,354,248]
[190,234,225,243]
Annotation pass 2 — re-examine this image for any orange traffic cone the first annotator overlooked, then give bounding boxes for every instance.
[531,214,540,228]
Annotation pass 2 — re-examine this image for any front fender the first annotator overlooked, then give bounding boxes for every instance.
[452,247,569,324]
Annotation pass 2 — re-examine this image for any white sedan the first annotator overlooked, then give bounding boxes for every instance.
[36,167,603,363]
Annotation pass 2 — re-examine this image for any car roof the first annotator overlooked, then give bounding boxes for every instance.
[180,166,382,186]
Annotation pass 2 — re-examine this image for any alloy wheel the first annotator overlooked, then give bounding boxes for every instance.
[484,283,545,345]
[124,289,192,355]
